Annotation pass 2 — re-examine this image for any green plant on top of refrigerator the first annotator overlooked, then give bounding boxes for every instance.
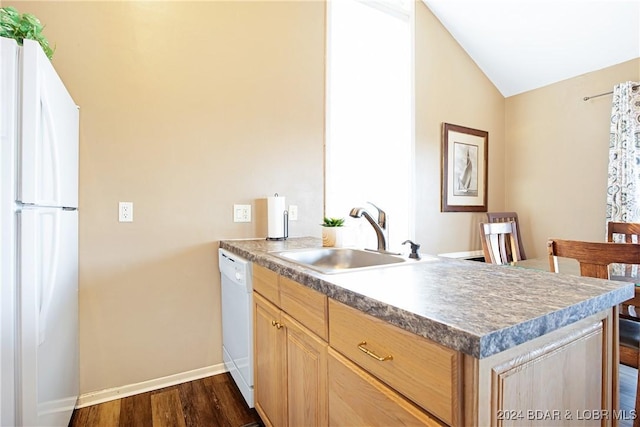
[1,7,54,59]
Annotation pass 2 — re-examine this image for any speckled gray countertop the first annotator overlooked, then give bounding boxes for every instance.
[219,237,634,359]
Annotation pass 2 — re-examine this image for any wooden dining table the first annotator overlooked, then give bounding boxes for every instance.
[514,257,640,318]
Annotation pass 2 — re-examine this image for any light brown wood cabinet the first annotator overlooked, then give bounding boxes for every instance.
[253,265,328,427]
[253,264,618,427]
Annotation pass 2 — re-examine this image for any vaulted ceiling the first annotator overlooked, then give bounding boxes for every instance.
[421,0,640,97]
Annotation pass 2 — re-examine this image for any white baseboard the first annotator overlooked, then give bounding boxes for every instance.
[75,363,227,409]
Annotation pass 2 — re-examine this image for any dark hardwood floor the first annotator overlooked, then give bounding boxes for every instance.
[68,373,262,427]
[70,366,639,426]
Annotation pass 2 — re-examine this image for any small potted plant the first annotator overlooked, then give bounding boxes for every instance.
[321,217,345,247]
[1,7,54,59]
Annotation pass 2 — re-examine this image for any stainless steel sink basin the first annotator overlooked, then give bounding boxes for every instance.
[271,248,406,274]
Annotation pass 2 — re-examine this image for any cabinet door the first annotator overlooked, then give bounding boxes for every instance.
[254,293,286,427]
[472,313,610,427]
[490,321,604,427]
[283,313,328,427]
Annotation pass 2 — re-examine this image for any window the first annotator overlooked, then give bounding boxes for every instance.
[325,0,414,251]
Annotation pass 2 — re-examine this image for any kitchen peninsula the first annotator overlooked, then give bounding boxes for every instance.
[219,237,634,426]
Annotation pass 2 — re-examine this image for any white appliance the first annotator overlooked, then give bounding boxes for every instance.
[218,249,254,408]
[1,37,79,426]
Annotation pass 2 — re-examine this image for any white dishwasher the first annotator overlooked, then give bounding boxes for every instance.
[218,248,254,408]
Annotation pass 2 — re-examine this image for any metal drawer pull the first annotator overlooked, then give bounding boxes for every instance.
[357,341,393,362]
[271,320,283,329]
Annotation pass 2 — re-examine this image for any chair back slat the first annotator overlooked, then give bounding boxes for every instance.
[480,221,521,265]
[487,211,526,260]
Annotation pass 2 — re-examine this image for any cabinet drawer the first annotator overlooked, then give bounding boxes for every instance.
[253,264,280,305]
[328,348,443,426]
[329,300,461,426]
[280,276,328,341]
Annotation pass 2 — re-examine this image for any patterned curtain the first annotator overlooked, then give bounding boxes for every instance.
[606,81,640,225]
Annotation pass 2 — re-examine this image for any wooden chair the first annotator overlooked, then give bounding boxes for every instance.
[607,221,640,244]
[479,221,522,265]
[547,238,640,425]
[487,211,527,260]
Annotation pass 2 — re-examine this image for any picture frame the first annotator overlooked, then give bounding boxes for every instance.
[441,123,488,212]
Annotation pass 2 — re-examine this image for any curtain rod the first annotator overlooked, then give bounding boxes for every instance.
[583,84,640,101]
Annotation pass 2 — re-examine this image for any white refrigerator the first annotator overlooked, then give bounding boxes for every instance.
[1,37,79,426]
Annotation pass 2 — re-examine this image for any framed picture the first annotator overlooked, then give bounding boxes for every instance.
[441,123,488,212]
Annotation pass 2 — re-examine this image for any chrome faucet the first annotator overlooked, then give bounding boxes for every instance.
[349,203,388,252]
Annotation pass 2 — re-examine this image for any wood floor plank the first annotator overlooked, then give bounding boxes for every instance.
[205,373,261,427]
[119,390,152,427]
[70,399,121,427]
[178,377,227,427]
[151,389,187,427]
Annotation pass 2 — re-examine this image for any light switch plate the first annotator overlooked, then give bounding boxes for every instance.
[234,204,251,222]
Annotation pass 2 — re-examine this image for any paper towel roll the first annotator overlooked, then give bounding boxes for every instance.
[267,195,287,239]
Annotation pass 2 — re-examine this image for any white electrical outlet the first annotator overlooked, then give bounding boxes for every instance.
[233,204,251,222]
[119,202,133,222]
[289,205,298,221]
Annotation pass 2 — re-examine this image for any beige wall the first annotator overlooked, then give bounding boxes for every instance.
[505,59,640,258]
[9,0,507,396]
[414,1,506,255]
[6,1,325,394]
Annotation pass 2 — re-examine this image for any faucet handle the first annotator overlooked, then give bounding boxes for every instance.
[402,240,421,259]
[367,202,386,229]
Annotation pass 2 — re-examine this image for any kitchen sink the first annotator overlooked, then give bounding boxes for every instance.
[271,247,406,274]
